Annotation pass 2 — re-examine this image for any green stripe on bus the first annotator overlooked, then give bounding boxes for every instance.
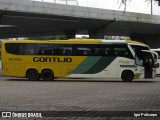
[83,57,116,74]
[69,56,116,74]
[69,56,102,74]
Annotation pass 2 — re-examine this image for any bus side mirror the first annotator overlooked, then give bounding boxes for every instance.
[155,63,159,68]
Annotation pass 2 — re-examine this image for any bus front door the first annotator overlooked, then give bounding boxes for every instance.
[142,52,155,78]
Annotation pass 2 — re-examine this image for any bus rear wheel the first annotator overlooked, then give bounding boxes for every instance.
[121,71,134,82]
[41,69,54,81]
[26,69,39,81]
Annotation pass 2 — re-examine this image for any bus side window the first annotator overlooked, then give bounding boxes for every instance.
[19,44,36,55]
[93,45,112,56]
[5,43,20,55]
[114,48,124,56]
[37,44,54,55]
[55,45,73,55]
[113,45,133,58]
[123,51,129,56]
[114,51,118,56]
[75,45,92,56]
[83,50,89,55]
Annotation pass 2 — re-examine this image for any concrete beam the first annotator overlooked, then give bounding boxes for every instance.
[0,11,3,18]
[1,0,160,24]
[0,0,160,48]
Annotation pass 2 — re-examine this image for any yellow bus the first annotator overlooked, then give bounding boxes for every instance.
[1,39,157,82]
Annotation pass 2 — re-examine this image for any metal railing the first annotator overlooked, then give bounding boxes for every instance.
[41,0,79,6]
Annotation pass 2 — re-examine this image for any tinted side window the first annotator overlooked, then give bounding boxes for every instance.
[37,44,54,55]
[75,45,92,56]
[131,45,149,60]
[5,43,73,55]
[113,45,133,58]
[93,45,112,56]
[5,43,20,54]
[55,45,73,55]
[20,44,36,55]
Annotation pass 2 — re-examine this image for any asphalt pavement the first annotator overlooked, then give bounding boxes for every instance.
[0,77,160,120]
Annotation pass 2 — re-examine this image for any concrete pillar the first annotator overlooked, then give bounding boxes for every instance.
[0,11,3,18]
[88,19,116,39]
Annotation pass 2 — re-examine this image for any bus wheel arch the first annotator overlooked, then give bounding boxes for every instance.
[26,69,40,81]
[41,69,54,81]
[121,70,134,82]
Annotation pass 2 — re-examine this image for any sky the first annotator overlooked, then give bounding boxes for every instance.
[32,0,160,15]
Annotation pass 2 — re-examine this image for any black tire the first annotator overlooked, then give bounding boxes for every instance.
[121,71,134,82]
[26,69,39,81]
[41,69,54,81]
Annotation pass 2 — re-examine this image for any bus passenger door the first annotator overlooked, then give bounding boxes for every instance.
[141,51,155,78]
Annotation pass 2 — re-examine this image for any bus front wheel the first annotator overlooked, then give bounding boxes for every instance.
[121,71,134,82]
[41,69,54,81]
[26,69,39,81]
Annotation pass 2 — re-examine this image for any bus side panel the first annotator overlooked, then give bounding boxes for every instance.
[25,63,61,78]
[60,56,87,78]
[40,64,60,78]
[2,53,25,77]
[117,57,145,79]
[67,56,101,78]
[117,57,135,79]
[99,60,118,78]
[67,56,117,78]
[60,64,68,78]
[3,63,25,77]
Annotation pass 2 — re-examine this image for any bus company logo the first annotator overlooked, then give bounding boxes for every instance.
[2,112,11,118]
[33,57,72,63]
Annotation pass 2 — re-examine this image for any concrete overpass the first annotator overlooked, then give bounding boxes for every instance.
[0,0,160,47]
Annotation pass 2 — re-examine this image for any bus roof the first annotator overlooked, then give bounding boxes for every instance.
[125,40,149,47]
[2,39,148,46]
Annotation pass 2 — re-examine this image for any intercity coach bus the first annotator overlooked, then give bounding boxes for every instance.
[1,39,157,82]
